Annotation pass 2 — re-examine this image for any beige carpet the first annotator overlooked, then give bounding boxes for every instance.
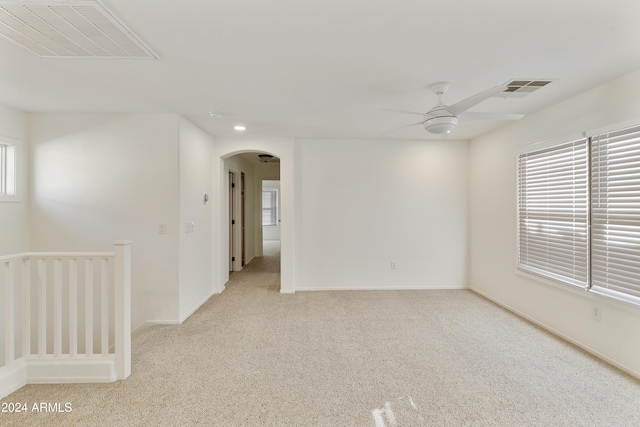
[2,240,640,426]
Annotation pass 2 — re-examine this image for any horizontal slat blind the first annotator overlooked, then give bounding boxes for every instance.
[590,125,640,304]
[517,138,589,288]
[262,189,277,226]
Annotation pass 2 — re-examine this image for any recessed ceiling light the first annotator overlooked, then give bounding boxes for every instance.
[234,125,246,131]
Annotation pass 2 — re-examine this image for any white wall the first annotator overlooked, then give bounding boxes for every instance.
[0,104,28,255]
[297,138,469,290]
[178,118,215,321]
[469,68,640,377]
[0,104,28,366]
[29,113,181,330]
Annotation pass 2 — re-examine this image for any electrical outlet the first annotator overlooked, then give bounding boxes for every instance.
[391,260,397,270]
[592,304,602,321]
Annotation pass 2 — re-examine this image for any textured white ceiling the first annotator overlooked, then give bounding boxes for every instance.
[2,0,640,140]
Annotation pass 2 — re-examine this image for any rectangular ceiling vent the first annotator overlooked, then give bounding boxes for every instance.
[0,0,157,58]
[501,80,552,98]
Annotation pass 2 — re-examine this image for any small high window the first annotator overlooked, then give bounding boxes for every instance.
[0,141,16,197]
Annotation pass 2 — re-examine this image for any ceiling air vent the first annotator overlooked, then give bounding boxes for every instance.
[0,0,157,58]
[501,80,552,97]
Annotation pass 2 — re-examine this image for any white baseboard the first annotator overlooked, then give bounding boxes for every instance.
[141,320,180,327]
[295,285,469,292]
[279,289,295,294]
[26,356,116,383]
[133,288,222,334]
[130,320,180,340]
[0,356,117,399]
[470,287,640,380]
[179,289,219,324]
[0,359,27,400]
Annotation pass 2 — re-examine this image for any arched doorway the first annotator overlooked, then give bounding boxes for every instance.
[225,152,280,274]
[215,139,295,294]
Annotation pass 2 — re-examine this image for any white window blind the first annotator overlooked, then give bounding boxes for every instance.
[262,189,277,226]
[517,138,589,288]
[590,125,640,304]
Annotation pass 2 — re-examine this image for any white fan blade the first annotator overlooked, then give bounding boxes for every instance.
[374,121,424,137]
[382,108,424,116]
[458,111,524,121]
[448,84,508,116]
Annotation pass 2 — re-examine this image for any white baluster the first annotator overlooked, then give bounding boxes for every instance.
[101,258,108,357]
[85,259,93,356]
[38,258,46,357]
[22,257,30,357]
[4,261,14,366]
[69,258,78,357]
[53,258,62,357]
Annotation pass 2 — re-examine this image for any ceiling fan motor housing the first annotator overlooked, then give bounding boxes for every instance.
[424,115,458,134]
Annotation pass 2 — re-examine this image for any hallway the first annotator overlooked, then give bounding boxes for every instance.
[225,239,281,294]
[236,240,281,275]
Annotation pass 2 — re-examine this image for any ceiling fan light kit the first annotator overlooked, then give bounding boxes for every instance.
[258,154,280,163]
[424,116,458,134]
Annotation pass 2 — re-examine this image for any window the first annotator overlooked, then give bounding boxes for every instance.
[590,125,640,304]
[262,189,278,226]
[0,141,16,197]
[518,123,640,306]
[517,138,589,288]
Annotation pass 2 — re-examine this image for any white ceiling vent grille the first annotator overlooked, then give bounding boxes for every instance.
[501,80,552,97]
[0,0,157,58]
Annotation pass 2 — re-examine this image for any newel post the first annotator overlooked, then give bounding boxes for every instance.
[113,240,132,380]
[3,260,14,367]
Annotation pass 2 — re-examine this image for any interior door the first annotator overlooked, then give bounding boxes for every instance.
[229,171,235,272]
[241,172,246,267]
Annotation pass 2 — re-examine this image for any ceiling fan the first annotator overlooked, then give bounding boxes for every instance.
[258,154,280,163]
[388,82,524,135]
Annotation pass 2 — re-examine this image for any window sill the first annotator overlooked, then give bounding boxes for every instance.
[0,195,21,203]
